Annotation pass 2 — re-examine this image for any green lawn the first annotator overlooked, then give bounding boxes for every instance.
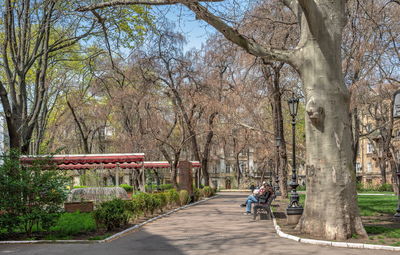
[295,194,400,246]
[358,195,398,216]
[0,211,97,240]
[297,194,398,216]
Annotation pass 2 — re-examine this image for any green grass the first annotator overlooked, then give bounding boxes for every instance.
[49,211,96,237]
[358,191,395,195]
[364,226,400,238]
[297,194,398,217]
[357,195,398,216]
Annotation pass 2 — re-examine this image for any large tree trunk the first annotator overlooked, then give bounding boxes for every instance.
[296,21,366,239]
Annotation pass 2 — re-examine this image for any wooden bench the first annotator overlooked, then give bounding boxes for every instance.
[253,192,276,220]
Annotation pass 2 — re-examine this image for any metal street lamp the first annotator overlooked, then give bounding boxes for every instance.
[268,159,273,186]
[392,90,400,219]
[275,136,282,196]
[286,95,304,221]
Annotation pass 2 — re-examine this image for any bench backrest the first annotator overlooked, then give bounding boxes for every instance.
[258,192,271,204]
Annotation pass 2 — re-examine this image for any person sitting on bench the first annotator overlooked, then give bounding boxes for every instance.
[241,182,271,215]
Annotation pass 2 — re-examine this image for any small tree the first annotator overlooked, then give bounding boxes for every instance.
[0,151,69,235]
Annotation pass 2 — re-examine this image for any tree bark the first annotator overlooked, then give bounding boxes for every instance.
[295,2,366,238]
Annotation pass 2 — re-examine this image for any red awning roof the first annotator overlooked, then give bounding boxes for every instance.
[20,153,145,165]
[20,154,200,170]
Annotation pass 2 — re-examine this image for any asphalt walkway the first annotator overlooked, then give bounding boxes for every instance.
[0,193,397,255]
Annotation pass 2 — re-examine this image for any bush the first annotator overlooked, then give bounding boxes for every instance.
[179,190,190,206]
[93,199,131,231]
[119,184,133,192]
[166,189,180,206]
[0,151,69,235]
[356,182,394,192]
[144,183,173,192]
[50,211,96,236]
[132,192,152,215]
[154,192,168,211]
[193,188,202,202]
[377,183,393,192]
[202,186,214,198]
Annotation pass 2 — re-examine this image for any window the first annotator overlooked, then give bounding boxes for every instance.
[356,163,362,172]
[367,162,372,172]
[225,164,230,173]
[367,143,374,154]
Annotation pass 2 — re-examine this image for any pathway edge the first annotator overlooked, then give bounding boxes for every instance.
[271,211,400,251]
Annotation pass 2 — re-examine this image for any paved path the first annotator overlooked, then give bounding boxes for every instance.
[0,193,397,255]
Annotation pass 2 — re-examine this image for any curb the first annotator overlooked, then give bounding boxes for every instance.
[0,195,220,245]
[271,212,400,251]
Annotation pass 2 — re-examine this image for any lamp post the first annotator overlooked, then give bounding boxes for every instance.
[286,95,303,223]
[275,136,282,196]
[268,159,273,186]
[392,90,400,219]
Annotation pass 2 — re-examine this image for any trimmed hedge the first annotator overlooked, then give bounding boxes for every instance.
[93,187,214,231]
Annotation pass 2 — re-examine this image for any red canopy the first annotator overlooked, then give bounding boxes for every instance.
[20,154,200,170]
[20,153,145,165]
[56,161,201,170]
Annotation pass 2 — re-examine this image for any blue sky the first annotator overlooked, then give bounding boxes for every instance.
[151,5,218,51]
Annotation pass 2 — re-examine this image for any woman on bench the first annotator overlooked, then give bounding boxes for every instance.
[241,182,272,215]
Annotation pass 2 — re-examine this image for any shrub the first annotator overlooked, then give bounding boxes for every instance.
[50,211,96,236]
[356,182,394,192]
[179,190,190,206]
[93,199,131,231]
[377,183,393,192]
[149,195,161,215]
[119,184,133,192]
[202,186,214,198]
[193,188,202,202]
[166,189,180,206]
[144,183,173,192]
[154,192,168,211]
[0,151,69,235]
[132,192,152,215]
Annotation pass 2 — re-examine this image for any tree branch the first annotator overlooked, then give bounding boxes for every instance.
[184,3,295,65]
[76,0,223,12]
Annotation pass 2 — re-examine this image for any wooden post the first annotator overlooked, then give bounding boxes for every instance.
[116,164,120,186]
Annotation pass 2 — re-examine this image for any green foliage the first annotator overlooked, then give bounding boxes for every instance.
[193,188,202,202]
[0,151,69,235]
[154,192,168,211]
[145,184,173,191]
[356,182,394,192]
[179,190,190,206]
[49,211,96,236]
[297,185,306,191]
[72,185,89,189]
[119,184,133,192]
[166,189,180,206]
[93,199,131,231]
[132,192,152,215]
[201,186,214,198]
